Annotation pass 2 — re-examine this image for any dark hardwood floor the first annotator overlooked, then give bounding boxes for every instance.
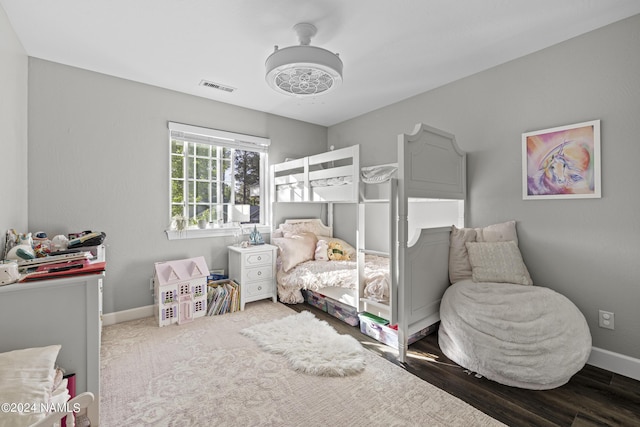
[288,302,640,427]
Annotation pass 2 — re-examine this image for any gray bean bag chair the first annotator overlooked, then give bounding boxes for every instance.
[438,280,592,389]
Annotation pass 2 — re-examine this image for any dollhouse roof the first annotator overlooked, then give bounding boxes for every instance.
[154,256,209,286]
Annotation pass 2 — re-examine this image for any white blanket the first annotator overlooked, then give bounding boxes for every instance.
[438,280,591,389]
[277,255,389,304]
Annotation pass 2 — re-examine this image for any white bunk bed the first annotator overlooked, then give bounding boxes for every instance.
[272,144,359,203]
[270,124,466,362]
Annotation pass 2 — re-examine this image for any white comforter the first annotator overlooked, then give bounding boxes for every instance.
[277,255,389,304]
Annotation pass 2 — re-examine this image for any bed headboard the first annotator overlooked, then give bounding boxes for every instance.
[398,123,466,200]
[272,218,333,238]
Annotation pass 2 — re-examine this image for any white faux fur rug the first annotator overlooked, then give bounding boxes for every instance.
[241,310,365,376]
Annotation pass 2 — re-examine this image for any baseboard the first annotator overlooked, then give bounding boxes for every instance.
[102,305,154,326]
[588,346,640,381]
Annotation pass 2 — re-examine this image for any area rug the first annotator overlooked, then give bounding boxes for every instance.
[100,301,504,427]
[241,310,365,376]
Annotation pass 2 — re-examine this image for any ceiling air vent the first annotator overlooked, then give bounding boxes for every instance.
[199,79,236,93]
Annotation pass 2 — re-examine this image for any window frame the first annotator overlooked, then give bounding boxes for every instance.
[166,122,271,240]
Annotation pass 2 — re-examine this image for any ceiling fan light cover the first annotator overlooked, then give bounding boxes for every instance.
[265,45,343,96]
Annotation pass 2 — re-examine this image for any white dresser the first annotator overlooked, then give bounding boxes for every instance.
[228,244,278,310]
[0,272,103,425]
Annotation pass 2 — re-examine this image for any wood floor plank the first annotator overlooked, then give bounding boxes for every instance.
[287,302,640,427]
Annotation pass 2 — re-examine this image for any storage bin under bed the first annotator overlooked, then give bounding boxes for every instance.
[302,290,359,326]
[358,312,437,349]
[302,289,328,312]
[327,298,359,326]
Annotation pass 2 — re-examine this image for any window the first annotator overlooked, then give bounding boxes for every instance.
[168,122,270,237]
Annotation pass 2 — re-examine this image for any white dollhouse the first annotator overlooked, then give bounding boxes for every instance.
[154,256,209,327]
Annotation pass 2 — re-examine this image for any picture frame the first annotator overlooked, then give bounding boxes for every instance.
[522,120,601,200]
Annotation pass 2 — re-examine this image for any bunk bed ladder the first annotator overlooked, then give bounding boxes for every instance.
[356,203,365,314]
[356,179,398,325]
[397,141,409,363]
[389,178,398,328]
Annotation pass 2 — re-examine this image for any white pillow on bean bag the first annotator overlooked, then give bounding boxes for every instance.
[466,241,533,286]
[449,221,519,284]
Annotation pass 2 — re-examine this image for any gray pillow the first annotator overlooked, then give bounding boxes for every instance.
[465,241,533,285]
[448,221,519,284]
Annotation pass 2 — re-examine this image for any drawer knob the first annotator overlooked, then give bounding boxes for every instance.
[257,271,262,276]
[258,286,262,291]
[257,256,262,260]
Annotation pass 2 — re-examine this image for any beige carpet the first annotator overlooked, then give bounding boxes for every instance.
[100,301,504,427]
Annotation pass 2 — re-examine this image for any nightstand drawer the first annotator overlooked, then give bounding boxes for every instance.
[245,265,273,281]
[244,251,273,266]
[244,280,274,297]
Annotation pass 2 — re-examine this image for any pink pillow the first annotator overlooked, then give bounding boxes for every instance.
[273,232,318,272]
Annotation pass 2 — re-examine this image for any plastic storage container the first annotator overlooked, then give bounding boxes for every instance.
[327,298,359,326]
[302,289,328,312]
[358,312,436,349]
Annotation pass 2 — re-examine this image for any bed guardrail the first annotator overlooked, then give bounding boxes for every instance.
[271,145,360,203]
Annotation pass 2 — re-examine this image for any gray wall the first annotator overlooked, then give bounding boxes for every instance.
[328,15,640,359]
[27,59,327,314]
[0,7,28,252]
[10,6,639,361]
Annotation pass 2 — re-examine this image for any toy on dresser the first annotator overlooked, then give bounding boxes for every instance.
[5,232,35,261]
[4,229,57,260]
[249,225,264,245]
[0,262,20,285]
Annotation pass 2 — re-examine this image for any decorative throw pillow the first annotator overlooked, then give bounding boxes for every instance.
[0,345,61,426]
[277,220,330,238]
[273,232,318,272]
[449,221,520,284]
[474,220,518,244]
[448,225,477,284]
[465,241,533,285]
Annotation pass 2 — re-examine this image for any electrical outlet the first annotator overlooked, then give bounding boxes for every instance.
[149,277,155,290]
[598,310,614,330]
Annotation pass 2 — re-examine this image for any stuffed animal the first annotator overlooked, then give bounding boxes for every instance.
[50,234,69,252]
[315,240,329,261]
[327,241,350,261]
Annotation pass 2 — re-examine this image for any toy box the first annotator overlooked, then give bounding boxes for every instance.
[358,312,436,349]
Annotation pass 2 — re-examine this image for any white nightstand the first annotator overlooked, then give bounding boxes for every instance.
[228,244,278,310]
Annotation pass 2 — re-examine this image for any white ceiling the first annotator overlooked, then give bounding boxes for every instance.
[3,0,640,127]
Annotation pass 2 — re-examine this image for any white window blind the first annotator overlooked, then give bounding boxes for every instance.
[169,122,270,153]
